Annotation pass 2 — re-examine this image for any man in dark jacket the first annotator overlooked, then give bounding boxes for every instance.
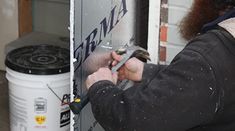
[86,0,235,130]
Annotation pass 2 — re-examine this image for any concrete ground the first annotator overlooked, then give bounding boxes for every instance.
[0,71,10,131]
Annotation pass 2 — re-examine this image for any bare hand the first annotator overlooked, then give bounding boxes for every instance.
[86,67,118,90]
[111,51,144,81]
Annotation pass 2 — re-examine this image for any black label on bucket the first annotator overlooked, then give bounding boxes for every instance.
[61,94,70,106]
[60,110,70,127]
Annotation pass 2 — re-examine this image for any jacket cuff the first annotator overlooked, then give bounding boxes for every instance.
[88,80,115,102]
[142,63,163,82]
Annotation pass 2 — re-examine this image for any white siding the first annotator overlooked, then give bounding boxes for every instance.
[148,0,161,64]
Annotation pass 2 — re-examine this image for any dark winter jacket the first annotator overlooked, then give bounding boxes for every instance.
[88,11,235,131]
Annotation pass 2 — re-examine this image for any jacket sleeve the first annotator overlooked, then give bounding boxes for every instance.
[87,49,219,131]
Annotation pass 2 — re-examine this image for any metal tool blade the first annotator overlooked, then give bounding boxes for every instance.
[111,50,135,72]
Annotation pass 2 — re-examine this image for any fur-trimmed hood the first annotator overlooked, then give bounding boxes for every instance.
[219,18,235,38]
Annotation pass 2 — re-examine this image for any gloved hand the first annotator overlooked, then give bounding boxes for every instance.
[111,51,144,82]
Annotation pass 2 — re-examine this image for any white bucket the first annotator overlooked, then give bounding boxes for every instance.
[5,45,70,131]
[6,67,70,131]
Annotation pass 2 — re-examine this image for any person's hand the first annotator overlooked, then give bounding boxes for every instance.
[86,67,118,90]
[111,51,144,81]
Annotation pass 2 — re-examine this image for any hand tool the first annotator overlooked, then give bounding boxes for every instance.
[69,45,150,114]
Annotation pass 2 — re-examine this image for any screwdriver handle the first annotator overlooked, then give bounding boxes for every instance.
[69,95,89,114]
[69,54,130,114]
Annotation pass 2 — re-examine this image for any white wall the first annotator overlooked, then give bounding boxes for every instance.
[0,0,19,70]
[33,0,70,37]
[148,0,161,64]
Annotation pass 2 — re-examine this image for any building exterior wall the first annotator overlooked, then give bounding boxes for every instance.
[160,0,193,64]
[147,0,161,64]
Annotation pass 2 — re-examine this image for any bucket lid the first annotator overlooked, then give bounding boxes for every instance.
[5,45,70,75]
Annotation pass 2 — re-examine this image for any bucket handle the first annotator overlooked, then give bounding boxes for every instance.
[46,84,62,102]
